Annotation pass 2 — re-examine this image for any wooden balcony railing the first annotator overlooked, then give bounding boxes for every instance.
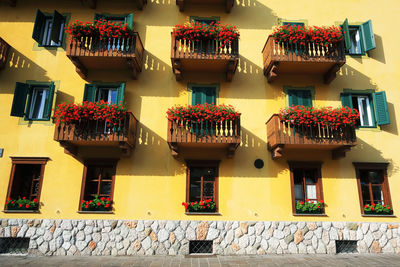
[81,0,147,9]
[66,33,144,79]
[266,114,356,160]
[262,36,346,84]
[171,34,239,81]
[167,118,241,158]
[54,112,138,157]
[176,0,233,13]
[0,37,10,70]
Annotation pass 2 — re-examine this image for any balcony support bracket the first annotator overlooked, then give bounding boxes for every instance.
[332,145,352,160]
[169,143,179,158]
[226,60,236,82]
[59,141,78,157]
[7,0,17,7]
[127,59,138,80]
[119,142,133,157]
[69,56,88,79]
[226,0,234,13]
[176,0,184,11]
[173,60,183,81]
[227,144,238,159]
[266,62,279,83]
[324,63,342,84]
[268,144,284,160]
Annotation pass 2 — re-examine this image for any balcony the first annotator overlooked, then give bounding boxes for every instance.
[54,112,138,157]
[266,114,357,160]
[81,0,147,9]
[167,118,241,159]
[171,34,239,81]
[0,37,10,70]
[66,33,144,79]
[176,0,233,13]
[262,37,346,84]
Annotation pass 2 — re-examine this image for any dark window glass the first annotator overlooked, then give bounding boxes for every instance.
[83,165,115,200]
[189,166,217,203]
[10,164,42,200]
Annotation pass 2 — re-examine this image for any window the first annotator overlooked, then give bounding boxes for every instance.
[83,83,125,105]
[341,91,390,127]
[32,10,65,47]
[353,162,392,214]
[287,89,312,107]
[186,161,219,213]
[190,84,217,105]
[5,157,49,211]
[289,162,324,214]
[79,160,117,211]
[94,13,134,29]
[10,82,55,121]
[190,16,220,25]
[282,22,305,27]
[342,19,376,55]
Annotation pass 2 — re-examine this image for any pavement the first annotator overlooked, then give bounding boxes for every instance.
[1,254,400,267]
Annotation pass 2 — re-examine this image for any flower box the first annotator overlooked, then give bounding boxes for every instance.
[364,203,393,215]
[182,199,216,213]
[296,200,324,214]
[81,196,112,212]
[5,197,38,211]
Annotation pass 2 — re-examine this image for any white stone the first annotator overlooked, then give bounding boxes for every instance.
[249,235,256,247]
[373,231,383,240]
[77,221,85,231]
[76,240,88,251]
[61,220,73,230]
[261,239,269,250]
[277,222,284,230]
[238,235,249,248]
[185,227,195,240]
[279,239,288,250]
[55,236,63,249]
[53,228,62,238]
[264,222,271,230]
[255,222,264,236]
[379,234,388,247]
[25,227,36,237]
[370,223,379,232]
[304,231,313,240]
[333,222,344,229]
[142,237,151,250]
[298,242,307,254]
[158,229,169,243]
[136,221,144,232]
[174,228,184,242]
[379,223,388,232]
[312,236,318,250]
[36,236,44,246]
[248,226,255,236]
[62,241,71,251]
[225,230,234,244]
[297,222,306,230]
[93,233,101,243]
[206,228,219,240]
[290,224,298,234]
[315,228,322,239]
[268,237,279,249]
[76,231,85,241]
[322,230,330,245]
[364,232,374,248]
[382,243,395,253]
[62,231,72,242]
[316,240,326,254]
[329,228,338,240]
[288,242,298,253]
[180,221,189,230]
[120,227,129,238]
[165,221,176,232]
[217,221,224,230]
[386,229,392,239]
[361,223,369,234]
[322,222,331,231]
[38,242,49,254]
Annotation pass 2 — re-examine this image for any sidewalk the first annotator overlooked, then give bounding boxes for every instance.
[1,254,400,267]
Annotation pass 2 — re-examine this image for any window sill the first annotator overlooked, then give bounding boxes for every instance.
[362,214,396,218]
[185,212,221,216]
[293,213,327,217]
[3,210,40,213]
[77,211,114,214]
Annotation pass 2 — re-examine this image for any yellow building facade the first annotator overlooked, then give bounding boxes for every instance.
[0,0,399,255]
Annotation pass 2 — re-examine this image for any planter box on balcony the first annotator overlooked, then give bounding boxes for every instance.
[54,112,138,157]
[262,37,346,84]
[171,34,239,81]
[0,37,10,70]
[66,33,144,79]
[167,119,241,159]
[176,0,233,13]
[266,114,356,160]
[81,0,147,9]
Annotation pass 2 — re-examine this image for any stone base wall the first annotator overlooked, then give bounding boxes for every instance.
[0,219,399,256]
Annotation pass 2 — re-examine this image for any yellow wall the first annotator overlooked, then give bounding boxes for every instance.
[0,0,399,222]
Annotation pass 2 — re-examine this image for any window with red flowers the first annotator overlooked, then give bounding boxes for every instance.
[79,159,117,212]
[289,162,324,214]
[186,161,219,213]
[5,157,49,212]
[353,162,392,214]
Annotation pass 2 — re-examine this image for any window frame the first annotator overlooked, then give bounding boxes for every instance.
[185,160,219,214]
[288,161,324,215]
[83,82,125,105]
[190,16,220,25]
[346,25,364,55]
[78,159,118,212]
[5,157,49,212]
[351,94,376,128]
[33,10,66,48]
[25,84,51,121]
[284,86,315,107]
[188,83,219,106]
[353,162,392,215]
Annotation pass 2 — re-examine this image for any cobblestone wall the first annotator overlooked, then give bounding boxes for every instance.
[0,219,399,255]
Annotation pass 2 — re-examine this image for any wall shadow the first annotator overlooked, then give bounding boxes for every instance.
[54,91,75,106]
[368,35,386,64]
[381,102,398,135]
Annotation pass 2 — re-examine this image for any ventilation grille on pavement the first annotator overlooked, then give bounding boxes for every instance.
[0,238,30,255]
[336,240,358,253]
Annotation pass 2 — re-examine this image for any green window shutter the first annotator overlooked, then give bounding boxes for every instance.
[361,20,376,52]
[10,82,29,117]
[300,90,312,107]
[205,87,216,104]
[43,82,55,120]
[32,9,46,43]
[124,14,134,30]
[373,91,390,125]
[342,18,351,51]
[340,93,353,108]
[83,84,96,102]
[117,83,125,105]
[94,13,105,23]
[50,10,64,43]
[283,22,305,27]
[192,88,205,105]
[288,90,299,106]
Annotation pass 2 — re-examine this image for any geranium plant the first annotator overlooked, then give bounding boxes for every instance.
[278,106,359,129]
[364,203,393,215]
[182,199,216,213]
[296,199,324,214]
[65,19,134,41]
[167,103,240,124]
[53,100,127,126]
[271,24,344,47]
[173,21,239,47]
[81,195,112,211]
[5,197,38,210]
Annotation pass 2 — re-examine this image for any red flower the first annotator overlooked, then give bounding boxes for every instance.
[106,204,110,208]
[97,202,101,206]
[300,201,304,205]
[22,197,26,200]
[26,204,30,208]
[33,198,38,203]
[19,204,23,207]
[101,197,105,201]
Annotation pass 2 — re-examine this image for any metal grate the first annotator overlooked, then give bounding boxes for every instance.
[0,238,30,255]
[189,240,213,254]
[336,240,358,253]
